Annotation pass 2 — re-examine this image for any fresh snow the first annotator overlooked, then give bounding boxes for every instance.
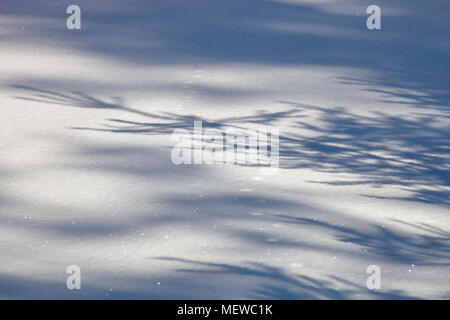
[0,0,449,299]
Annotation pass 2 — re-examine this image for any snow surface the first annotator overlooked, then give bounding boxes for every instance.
[0,0,449,299]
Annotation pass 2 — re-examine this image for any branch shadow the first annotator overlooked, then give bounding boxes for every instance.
[10,84,450,207]
[276,215,450,266]
[153,257,418,299]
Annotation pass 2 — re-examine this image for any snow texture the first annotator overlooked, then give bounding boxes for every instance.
[0,0,449,299]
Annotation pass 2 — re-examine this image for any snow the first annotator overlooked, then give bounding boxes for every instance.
[0,0,449,299]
